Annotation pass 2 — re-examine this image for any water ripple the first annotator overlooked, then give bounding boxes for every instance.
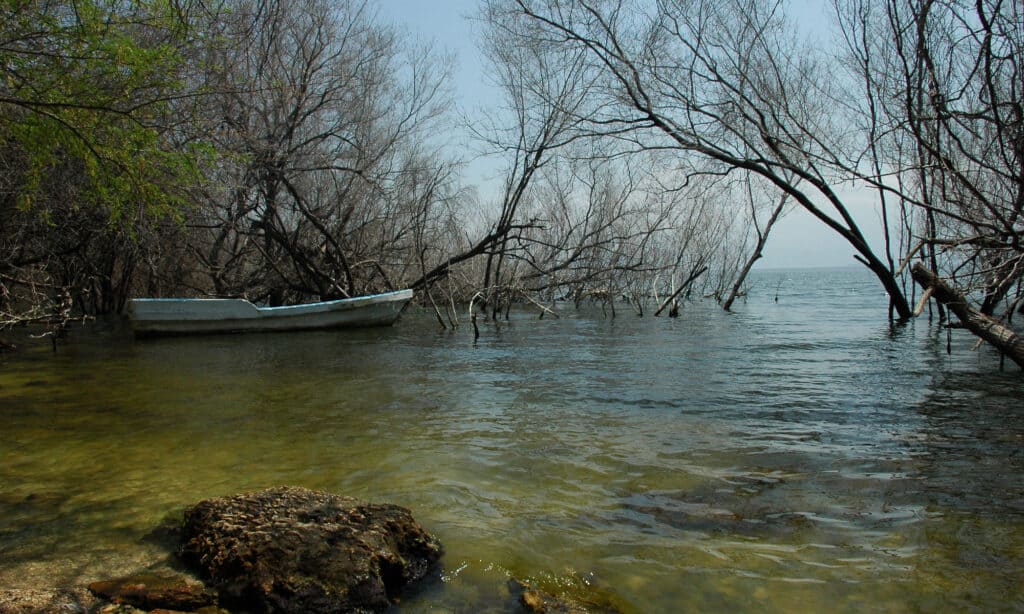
[1,268,1023,612]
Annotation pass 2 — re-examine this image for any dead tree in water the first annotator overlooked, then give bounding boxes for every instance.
[722,176,791,311]
[838,0,1023,363]
[655,265,708,317]
[188,0,455,304]
[911,263,1024,369]
[505,0,913,319]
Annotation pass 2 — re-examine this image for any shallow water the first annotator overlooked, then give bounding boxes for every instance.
[1,268,1022,612]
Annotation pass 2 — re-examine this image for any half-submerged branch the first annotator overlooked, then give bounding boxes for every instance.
[654,265,708,317]
[911,263,1024,369]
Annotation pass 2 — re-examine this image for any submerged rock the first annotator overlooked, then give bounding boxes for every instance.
[178,486,443,613]
[508,579,623,614]
[87,573,217,611]
[518,585,577,614]
[0,588,93,614]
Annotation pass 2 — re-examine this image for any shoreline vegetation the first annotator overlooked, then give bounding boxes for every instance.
[0,0,1021,369]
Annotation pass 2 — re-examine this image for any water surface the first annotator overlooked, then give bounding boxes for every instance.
[1,268,1022,612]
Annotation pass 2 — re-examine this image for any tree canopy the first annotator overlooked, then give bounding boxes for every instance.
[1,0,1020,368]
[1,0,202,218]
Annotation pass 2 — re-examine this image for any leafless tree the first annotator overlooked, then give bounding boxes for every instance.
[514,153,673,311]
[498,0,913,320]
[721,172,793,311]
[408,0,598,317]
[836,0,1023,366]
[422,1,747,323]
[183,0,457,304]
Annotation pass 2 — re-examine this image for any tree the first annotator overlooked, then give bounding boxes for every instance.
[721,173,792,312]
[425,0,744,323]
[837,0,1023,366]
[184,0,457,305]
[500,0,913,319]
[409,0,598,314]
[1,0,204,340]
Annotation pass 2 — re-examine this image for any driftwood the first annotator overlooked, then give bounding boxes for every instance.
[911,263,1024,369]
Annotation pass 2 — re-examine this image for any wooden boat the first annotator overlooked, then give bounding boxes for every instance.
[129,289,414,336]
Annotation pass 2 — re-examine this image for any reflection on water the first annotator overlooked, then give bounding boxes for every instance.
[1,268,1022,612]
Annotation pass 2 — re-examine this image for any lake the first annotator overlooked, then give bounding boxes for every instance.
[1,267,1022,612]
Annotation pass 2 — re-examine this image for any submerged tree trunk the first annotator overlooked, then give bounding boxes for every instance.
[654,265,707,317]
[911,263,1024,369]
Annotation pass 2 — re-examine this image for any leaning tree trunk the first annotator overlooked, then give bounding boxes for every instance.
[911,263,1024,369]
[654,265,708,317]
[723,193,787,312]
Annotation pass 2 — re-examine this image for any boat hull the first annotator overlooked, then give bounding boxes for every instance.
[129,289,414,336]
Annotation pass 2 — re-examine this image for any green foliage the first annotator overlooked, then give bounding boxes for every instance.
[0,0,203,223]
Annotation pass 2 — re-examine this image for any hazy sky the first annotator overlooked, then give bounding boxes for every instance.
[376,0,879,270]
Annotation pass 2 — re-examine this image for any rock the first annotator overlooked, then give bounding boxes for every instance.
[178,486,443,613]
[517,587,591,613]
[508,579,624,614]
[149,608,229,614]
[149,605,229,609]
[520,588,550,612]
[0,588,93,614]
[87,573,217,611]
[94,605,145,614]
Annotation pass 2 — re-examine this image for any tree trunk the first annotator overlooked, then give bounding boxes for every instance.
[911,263,1024,369]
[723,194,787,312]
[654,265,707,317]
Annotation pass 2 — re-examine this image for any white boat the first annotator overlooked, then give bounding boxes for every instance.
[129,289,414,336]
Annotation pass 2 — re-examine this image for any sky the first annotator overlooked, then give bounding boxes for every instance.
[375,0,882,270]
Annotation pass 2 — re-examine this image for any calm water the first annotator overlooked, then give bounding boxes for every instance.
[1,268,1022,612]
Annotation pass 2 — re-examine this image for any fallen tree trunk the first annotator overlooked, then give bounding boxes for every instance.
[911,262,1024,369]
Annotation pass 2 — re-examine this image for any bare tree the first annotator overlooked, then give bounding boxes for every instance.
[422,1,747,324]
[513,153,673,310]
[184,0,456,304]
[837,0,1023,366]
[408,0,598,316]
[721,173,792,311]
[499,0,913,319]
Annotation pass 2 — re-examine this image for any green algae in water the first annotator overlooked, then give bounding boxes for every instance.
[2,269,1023,612]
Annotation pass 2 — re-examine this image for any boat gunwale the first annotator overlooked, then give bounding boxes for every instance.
[254,289,413,315]
[128,289,414,334]
[131,289,412,317]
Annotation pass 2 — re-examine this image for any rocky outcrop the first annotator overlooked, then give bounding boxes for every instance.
[178,486,443,613]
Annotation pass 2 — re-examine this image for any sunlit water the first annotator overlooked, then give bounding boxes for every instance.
[1,268,1022,612]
